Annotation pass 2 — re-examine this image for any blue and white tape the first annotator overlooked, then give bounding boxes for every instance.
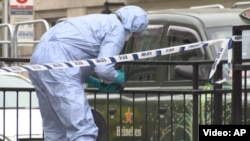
[207,38,230,84]
[0,37,240,85]
[208,36,242,85]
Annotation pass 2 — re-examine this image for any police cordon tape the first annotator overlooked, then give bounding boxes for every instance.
[0,36,241,85]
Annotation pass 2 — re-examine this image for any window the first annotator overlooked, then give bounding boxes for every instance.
[168,26,202,61]
[124,25,163,82]
[166,26,204,80]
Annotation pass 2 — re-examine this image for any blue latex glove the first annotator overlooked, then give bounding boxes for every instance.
[87,76,119,93]
[114,69,125,84]
[86,76,101,88]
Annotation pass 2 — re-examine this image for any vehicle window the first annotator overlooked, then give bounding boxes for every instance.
[168,26,202,60]
[167,26,203,80]
[124,25,163,82]
[207,26,232,59]
[207,27,231,40]
[209,28,250,60]
[207,27,250,79]
[242,30,250,59]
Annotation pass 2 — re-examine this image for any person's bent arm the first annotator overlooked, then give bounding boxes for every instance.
[95,25,125,84]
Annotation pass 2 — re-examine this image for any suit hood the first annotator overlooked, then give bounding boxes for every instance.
[115,5,148,34]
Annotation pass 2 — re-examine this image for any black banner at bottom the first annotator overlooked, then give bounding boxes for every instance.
[199,125,250,140]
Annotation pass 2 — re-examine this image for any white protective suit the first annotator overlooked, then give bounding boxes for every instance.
[28,5,148,141]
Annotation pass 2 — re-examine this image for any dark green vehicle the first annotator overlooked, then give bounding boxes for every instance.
[123,7,250,89]
[86,7,250,141]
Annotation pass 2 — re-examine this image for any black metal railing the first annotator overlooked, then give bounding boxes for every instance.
[1,86,249,141]
[1,57,250,141]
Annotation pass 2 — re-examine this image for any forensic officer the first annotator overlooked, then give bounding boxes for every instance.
[28,5,148,141]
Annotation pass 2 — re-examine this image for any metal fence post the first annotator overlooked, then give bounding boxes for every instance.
[232,26,243,124]
[213,63,223,124]
[192,63,199,141]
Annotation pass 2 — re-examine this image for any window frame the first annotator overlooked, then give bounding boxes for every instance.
[163,25,204,84]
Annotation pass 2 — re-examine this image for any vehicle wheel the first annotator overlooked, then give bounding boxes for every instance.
[91,109,107,141]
